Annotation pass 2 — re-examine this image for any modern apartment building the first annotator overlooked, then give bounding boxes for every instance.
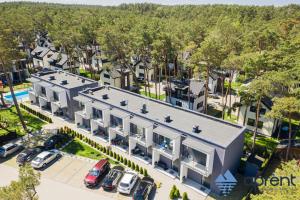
[165,79,205,112]
[28,70,98,120]
[73,85,245,194]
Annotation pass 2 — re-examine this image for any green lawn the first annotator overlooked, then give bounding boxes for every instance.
[244,132,278,155]
[62,138,119,165]
[140,90,166,101]
[0,106,46,136]
[2,82,32,93]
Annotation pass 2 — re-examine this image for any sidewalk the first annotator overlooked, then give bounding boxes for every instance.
[25,102,209,200]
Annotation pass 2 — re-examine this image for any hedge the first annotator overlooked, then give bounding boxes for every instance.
[60,126,150,178]
[20,103,53,123]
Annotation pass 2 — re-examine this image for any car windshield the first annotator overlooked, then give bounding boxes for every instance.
[120,182,129,188]
[33,157,43,162]
[89,169,100,176]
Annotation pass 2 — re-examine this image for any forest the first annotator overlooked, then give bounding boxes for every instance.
[0,1,300,153]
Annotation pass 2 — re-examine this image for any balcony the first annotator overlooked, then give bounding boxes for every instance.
[92,117,104,127]
[110,126,127,137]
[181,157,210,177]
[130,133,146,146]
[75,110,91,119]
[153,143,174,160]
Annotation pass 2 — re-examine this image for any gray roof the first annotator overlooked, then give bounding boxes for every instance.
[31,47,51,58]
[130,116,153,128]
[57,54,68,66]
[78,86,244,148]
[31,70,97,89]
[183,137,215,153]
[153,126,181,140]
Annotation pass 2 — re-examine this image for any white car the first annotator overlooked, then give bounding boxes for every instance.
[0,143,22,158]
[31,150,60,169]
[117,170,139,194]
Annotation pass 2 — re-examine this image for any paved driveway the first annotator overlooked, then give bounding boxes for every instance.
[0,154,133,200]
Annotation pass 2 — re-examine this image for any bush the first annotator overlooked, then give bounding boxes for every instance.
[169,187,176,199]
[113,152,117,159]
[124,158,128,165]
[131,162,136,170]
[117,154,120,161]
[128,160,131,168]
[139,167,143,175]
[143,169,148,177]
[103,147,107,154]
[120,156,123,163]
[174,188,180,198]
[182,192,188,200]
[135,164,139,172]
[109,151,113,157]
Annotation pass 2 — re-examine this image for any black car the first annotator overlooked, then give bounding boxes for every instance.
[102,166,124,191]
[16,146,43,165]
[133,177,155,200]
[43,134,69,150]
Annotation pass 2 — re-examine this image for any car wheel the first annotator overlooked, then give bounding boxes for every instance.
[42,163,46,168]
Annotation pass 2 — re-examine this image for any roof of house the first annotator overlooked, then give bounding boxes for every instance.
[78,86,245,148]
[30,70,98,89]
[168,79,205,96]
[101,66,132,79]
[31,46,51,58]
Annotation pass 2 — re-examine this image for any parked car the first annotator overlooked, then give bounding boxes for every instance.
[16,146,44,165]
[84,159,110,188]
[156,160,168,170]
[133,177,155,200]
[43,134,69,150]
[31,149,60,169]
[118,170,139,194]
[102,166,124,191]
[0,143,22,158]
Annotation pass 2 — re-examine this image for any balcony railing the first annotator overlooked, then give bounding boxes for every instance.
[130,133,146,144]
[182,157,210,176]
[153,143,174,157]
[76,110,92,119]
[110,126,126,136]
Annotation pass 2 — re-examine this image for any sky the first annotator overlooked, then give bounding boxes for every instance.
[0,0,299,6]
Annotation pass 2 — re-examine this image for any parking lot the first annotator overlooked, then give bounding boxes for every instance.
[1,153,137,200]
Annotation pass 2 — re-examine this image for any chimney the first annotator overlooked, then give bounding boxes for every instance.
[102,94,108,99]
[164,115,172,123]
[60,80,68,85]
[89,90,94,95]
[48,76,55,81]
[82,79,85,83]
[120,99,128,106]
[141,103,148,114]
[192,125,201,133]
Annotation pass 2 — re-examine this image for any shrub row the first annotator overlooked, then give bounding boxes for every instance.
[20,103,53,123]
[170,185,188,200]
[60,126,149,177]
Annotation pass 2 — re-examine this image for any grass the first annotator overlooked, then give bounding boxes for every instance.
[140,90,166,101]
[0,106,46,136]
[2,82,32,93]
[244,132,278,155]
[62,138,119,165]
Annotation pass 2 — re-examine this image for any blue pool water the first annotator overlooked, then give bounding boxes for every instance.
[4,90,29,102]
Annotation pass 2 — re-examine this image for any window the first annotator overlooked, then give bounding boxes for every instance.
[197,102,203,109]
[176,101,182,107]
[198,151,207,166]
[130,123,145,138]
[104,73,110,79]
[53,92,59,101]
[110,115,122,128]
[93,108,102,119]
[41,87,46,95]
[104,82,110,85]
[250,106,267,115]
[247,118,255,126]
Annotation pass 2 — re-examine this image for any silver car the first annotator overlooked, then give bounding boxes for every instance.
[0,143,22,158]
[31,150,60,169]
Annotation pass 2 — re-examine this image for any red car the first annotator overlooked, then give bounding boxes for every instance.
[84,159,110,188]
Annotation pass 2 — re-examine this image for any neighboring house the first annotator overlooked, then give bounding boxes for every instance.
[131,57,154,82]
[237,97,280,137]
[165,79,205,112]
[0,59,30,84]
[27,70,98,120]
[73,85,245,195]
[35,33,54,49]
[31,46,52,68]
[99,63,134,90]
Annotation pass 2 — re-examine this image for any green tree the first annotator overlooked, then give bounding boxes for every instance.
[266,97,300,160]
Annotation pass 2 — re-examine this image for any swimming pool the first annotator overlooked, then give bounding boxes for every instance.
[4,90,29,102]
